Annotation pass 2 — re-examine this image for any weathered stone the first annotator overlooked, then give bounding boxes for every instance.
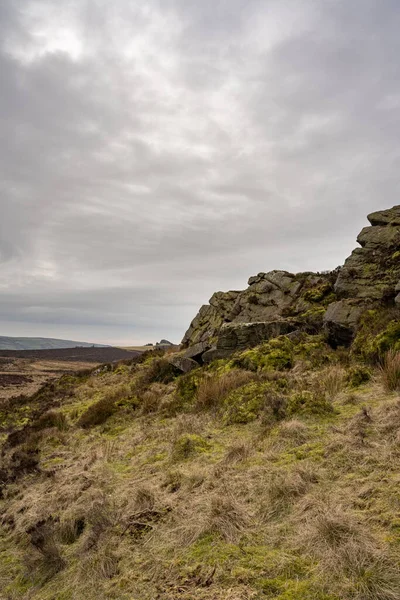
[182,270,334,349]
[202,348,232,363]
[323,301,364,347]
[335,207,400,302]
[216,321,296,353]
[368,206,400,227]
[167,355,198,373]
[183,342,210,361]
[182,204,400,354]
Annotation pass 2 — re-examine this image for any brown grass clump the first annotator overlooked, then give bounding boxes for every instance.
[380,349,400,391]
[133,486,157,512]
[139,386,163,414]
[296,499,400,599]
[319,365,346,400]
[79,541,120,580]
[277,419,309,445]
[204,494,248,542]
[35,410,68,431]
[58,515,86,545]
[24,518,65,582]
[259,468,312,520]
[195,370,255,411]
[223,442,252,464]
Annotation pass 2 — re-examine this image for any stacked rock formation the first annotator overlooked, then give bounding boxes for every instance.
[324,206,400,345]
[174,205,400,368]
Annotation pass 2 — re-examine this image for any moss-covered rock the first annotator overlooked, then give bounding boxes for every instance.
[346,365,372,388]
[352,309,400,362]
[223,381,275,424]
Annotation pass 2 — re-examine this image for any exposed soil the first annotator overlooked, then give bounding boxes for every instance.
[0,346,137,362]
[0,373,33,387]
[0,347,140,400]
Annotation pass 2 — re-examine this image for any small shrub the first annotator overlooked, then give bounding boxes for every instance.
[77,396,116,428]
[174,370,201,412]
[380,350,400,392]
[137,358,179,388]
[303,282,334,304]
[287,390,334,417]
[35,410,68,431]
[352,310,400,363]
[140,388,162,414]
[347,365,372,388]
[232,337,294,372]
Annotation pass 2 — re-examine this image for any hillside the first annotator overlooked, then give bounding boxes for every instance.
[0,337,109,351]
[1,206,400,600]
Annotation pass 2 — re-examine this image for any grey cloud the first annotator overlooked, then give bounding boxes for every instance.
[1,0,399,344]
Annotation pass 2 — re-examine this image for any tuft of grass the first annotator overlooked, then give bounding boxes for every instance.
[35,410,68,431]
[203,494,248,542]
[380,349,400,392]
[58,516,85,545]
[319,366,345,400]
[195,369,255,412]
[24,519,65,582]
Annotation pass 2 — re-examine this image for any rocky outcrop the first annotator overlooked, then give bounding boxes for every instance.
[181,205,400,359]
[182,270,336,359]
[323,206,400,345]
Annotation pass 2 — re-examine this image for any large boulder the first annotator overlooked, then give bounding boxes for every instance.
[323,301,364,347]
[182,270,335,349]
[334,207,400,302]
[167,355,198,373]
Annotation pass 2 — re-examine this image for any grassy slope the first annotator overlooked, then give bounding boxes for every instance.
[1,340,400,600]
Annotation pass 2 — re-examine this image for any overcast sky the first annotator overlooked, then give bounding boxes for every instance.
[1,0,400,345]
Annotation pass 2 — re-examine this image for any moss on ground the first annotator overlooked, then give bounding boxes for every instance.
[2,339,400,599]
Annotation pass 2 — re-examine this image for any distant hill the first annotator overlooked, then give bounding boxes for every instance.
[0,336,109,351]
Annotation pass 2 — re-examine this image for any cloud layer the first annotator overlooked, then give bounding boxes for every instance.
[1,0,400,343]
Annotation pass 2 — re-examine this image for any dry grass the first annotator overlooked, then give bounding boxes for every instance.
[320,365,346,399]
[202,494,249,542]
[195,369,255,411]
[295,498,400,599]
[3,347,400,600]
[77,384,129,427]
[380,349,400,391]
